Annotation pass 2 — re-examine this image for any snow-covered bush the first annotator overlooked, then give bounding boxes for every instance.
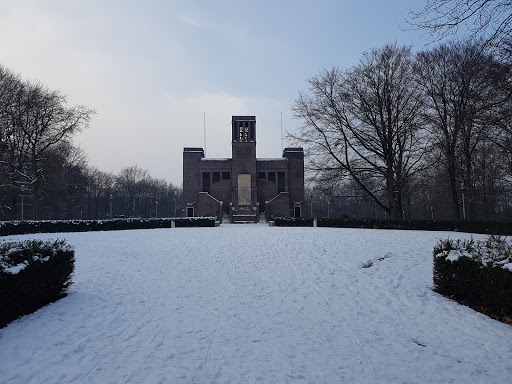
[433,235,512,319]
[0,239,75,328]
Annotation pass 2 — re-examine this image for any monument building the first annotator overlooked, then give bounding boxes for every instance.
[183,116,304,223]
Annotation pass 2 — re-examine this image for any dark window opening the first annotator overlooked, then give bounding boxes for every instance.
[235,121,255,142]
[202,172,210,193]
[294,206,301,218]
[222,172,230,180]
[250,121,255,141]
[258,172,266,179]
[186,207,194,217]
[212,172,220,184]
[268,172,276,184]
[278,172,285,193]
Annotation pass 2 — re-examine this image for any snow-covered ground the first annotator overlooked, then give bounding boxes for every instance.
[1,225,512,383]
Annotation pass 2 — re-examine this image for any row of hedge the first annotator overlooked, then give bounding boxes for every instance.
[0,239,75,329]
[273,217,512,235]
[0,217,217,236]
[433,236,512,320]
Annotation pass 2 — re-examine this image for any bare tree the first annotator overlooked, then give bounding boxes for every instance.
[0,67,20,167]
[117,165,149,217]
[484,55,512,165]
[415,40,509,219]
[12,82,94,217]
[291,45,427,219]
[0,63,187,221]
[407,0,512,57]
[84,167,116,220]
[0,64,95,219]
[0,66,23,217]
[113,165,182,218]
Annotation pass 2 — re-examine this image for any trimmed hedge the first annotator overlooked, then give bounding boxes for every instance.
[0,217,216,236]
[1,239,75,328]
[433,236,512,320]
[273,218,314,227]
[273,217,512,235]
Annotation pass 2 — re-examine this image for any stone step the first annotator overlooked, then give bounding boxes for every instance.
[232,212,258,223]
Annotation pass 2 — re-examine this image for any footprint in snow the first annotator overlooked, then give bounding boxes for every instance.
[362,252,395,268]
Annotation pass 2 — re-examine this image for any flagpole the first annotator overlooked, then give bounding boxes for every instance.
[281,112,283,153]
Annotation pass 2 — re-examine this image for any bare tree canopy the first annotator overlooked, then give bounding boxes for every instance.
[0,63,183,220]
[407,0,512,55]
[415,40,508,219]
[291,40,512,220]
[291,44,427,219]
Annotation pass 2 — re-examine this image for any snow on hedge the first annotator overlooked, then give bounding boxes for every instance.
[0,239,74,274]
[434,235,512,271]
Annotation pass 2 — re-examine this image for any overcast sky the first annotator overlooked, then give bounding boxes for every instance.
[0,0,428,185]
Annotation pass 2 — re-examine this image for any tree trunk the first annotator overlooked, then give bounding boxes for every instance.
[463,135,473,220]
[386,168,399,219]
[447,151,460,220]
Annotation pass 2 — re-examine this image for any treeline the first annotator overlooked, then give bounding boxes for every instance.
[292,40,512,220]
[0,65,182,221]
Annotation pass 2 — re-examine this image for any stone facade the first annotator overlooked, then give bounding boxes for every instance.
[183,116,304,223]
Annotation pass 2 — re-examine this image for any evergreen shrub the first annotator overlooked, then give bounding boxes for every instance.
[0,217,216,236]
[273,217,512,235]
[433,236,512,319]
[0,239,75,328]
[273,217,314,227]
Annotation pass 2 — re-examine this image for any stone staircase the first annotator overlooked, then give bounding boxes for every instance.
[231,207,259,224]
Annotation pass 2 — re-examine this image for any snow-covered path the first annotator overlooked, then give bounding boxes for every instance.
[1,225,512,383]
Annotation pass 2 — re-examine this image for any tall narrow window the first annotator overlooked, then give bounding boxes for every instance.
[202,172,211,193]
[249,121,255,141]
[278,172,285,193]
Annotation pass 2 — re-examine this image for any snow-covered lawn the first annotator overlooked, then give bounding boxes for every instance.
[1,225,512,383]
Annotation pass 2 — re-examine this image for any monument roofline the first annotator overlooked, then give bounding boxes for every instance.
[232,116,256,121]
